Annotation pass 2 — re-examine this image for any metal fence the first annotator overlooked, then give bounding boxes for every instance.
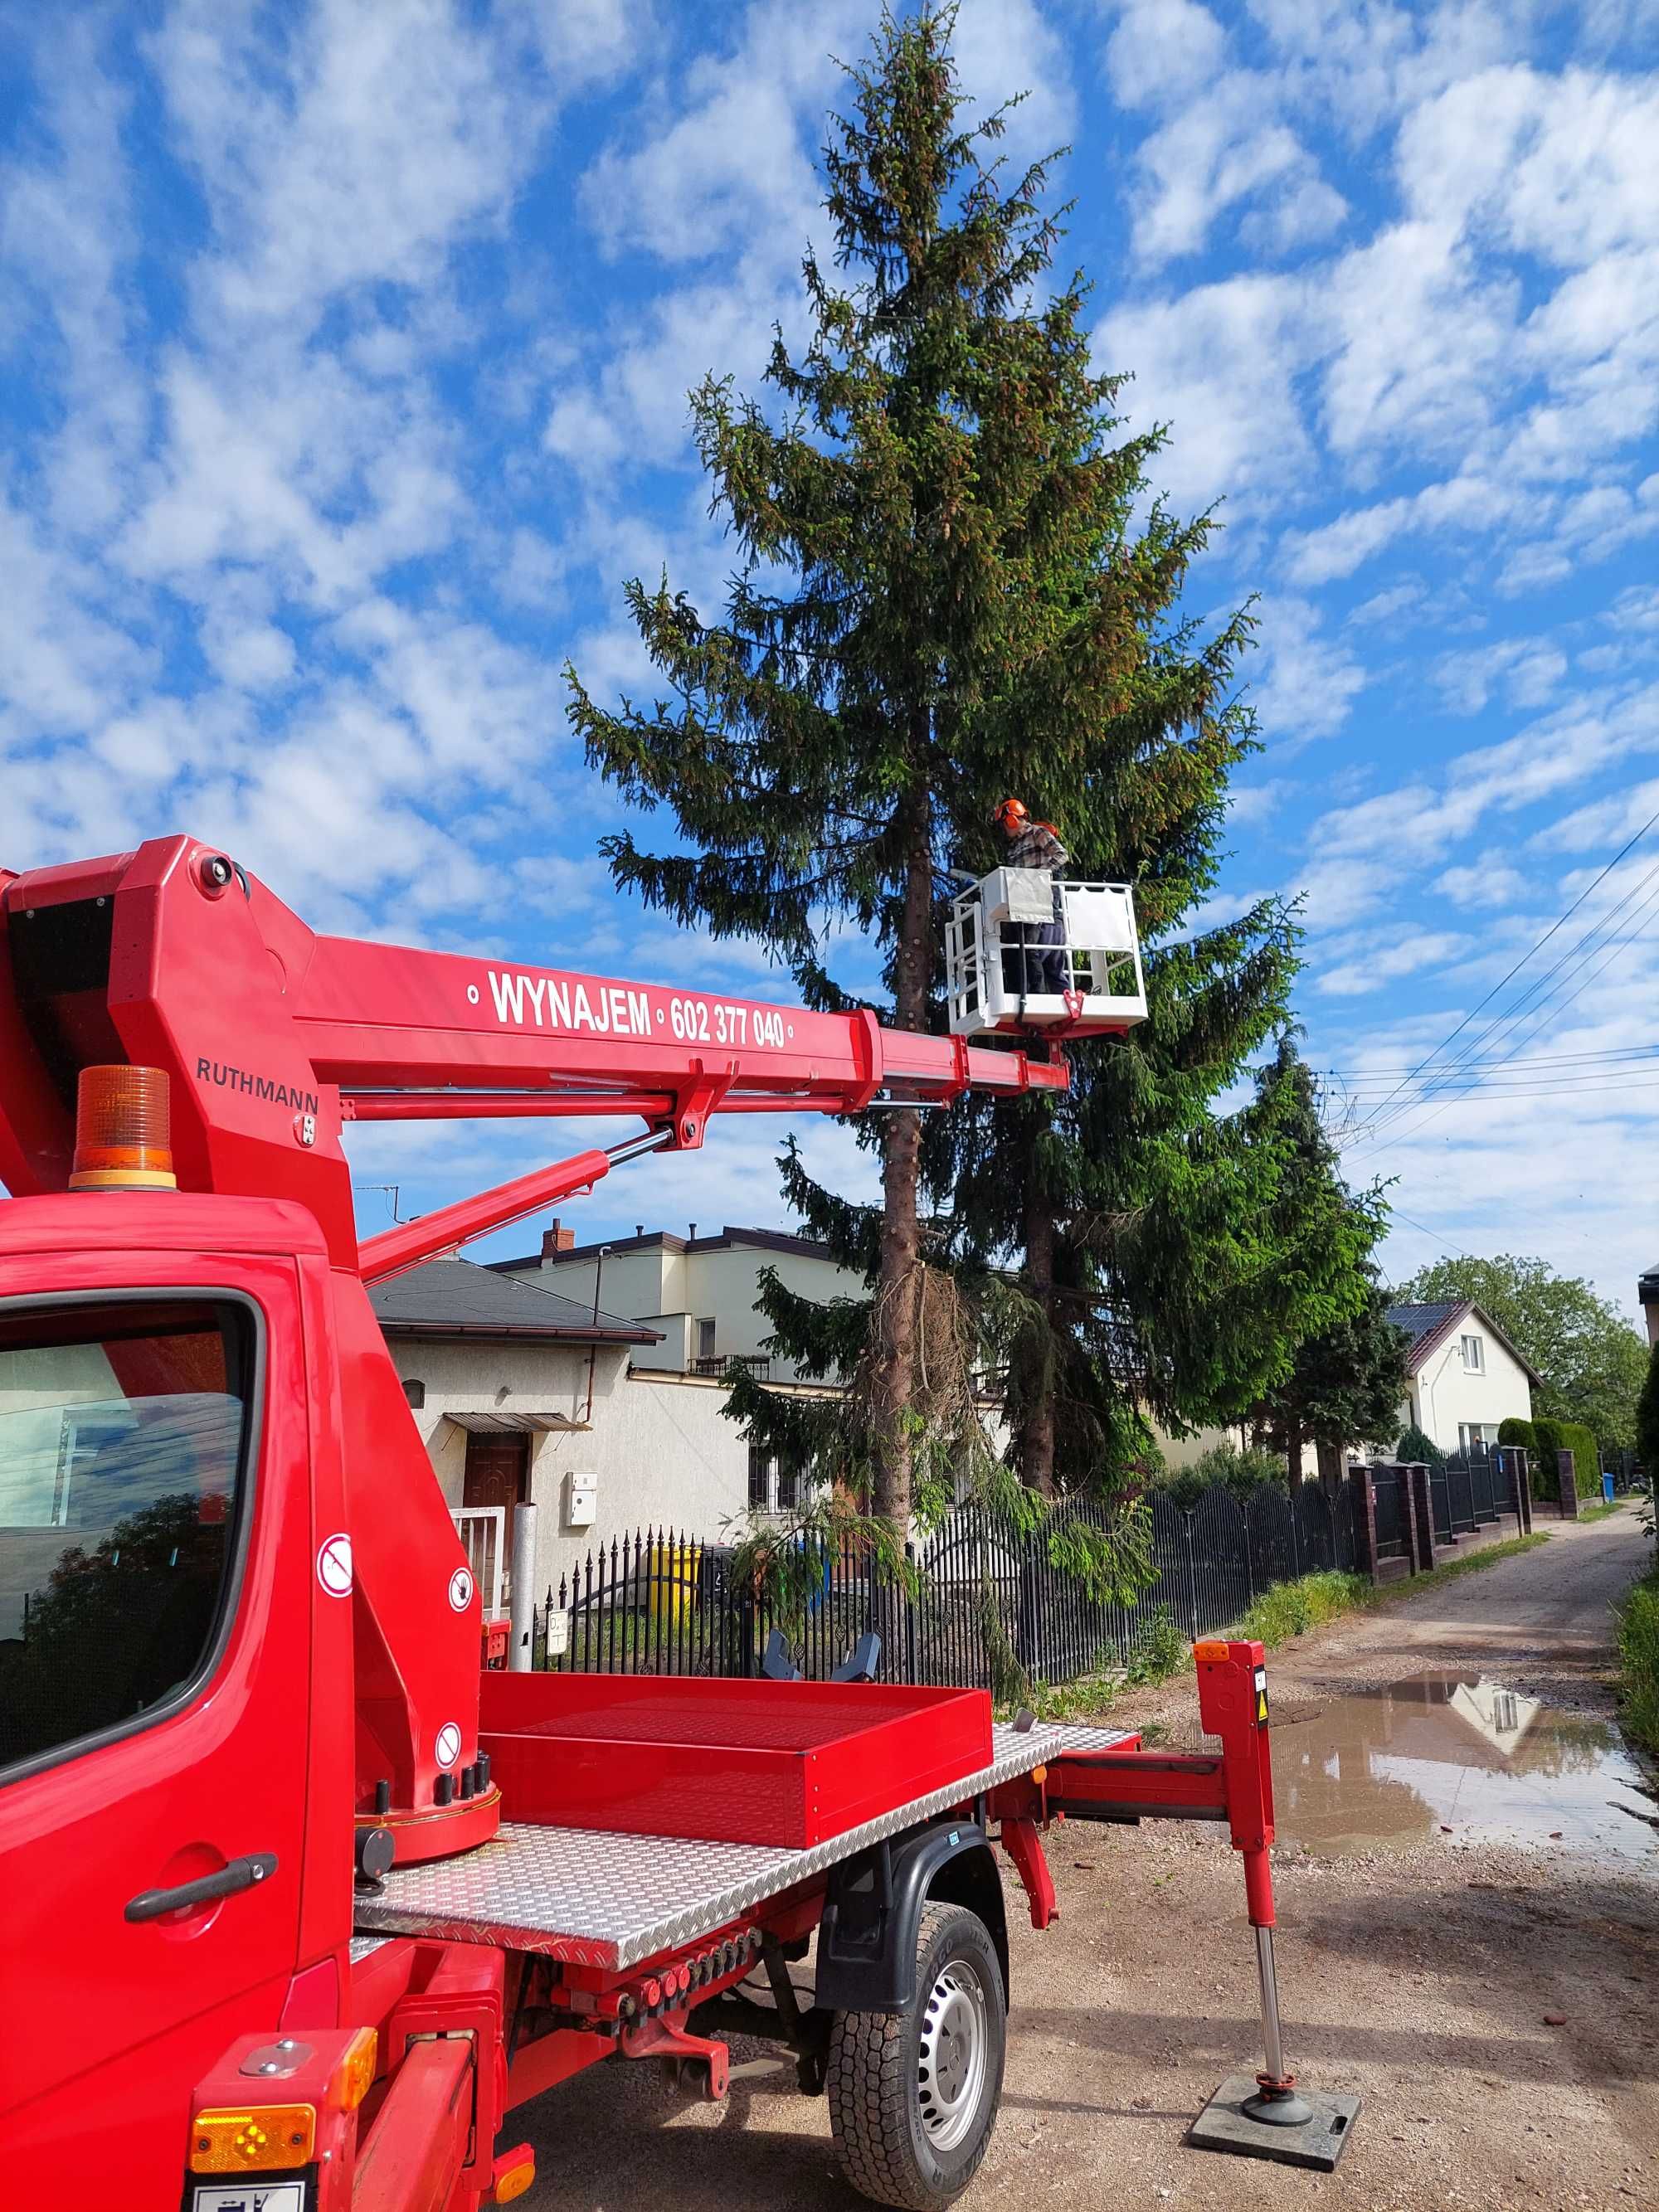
[1428,1446,1507,1546]
[534,1478,1362,1693]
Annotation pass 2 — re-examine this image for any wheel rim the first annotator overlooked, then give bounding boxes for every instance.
[916,1957,990,2154]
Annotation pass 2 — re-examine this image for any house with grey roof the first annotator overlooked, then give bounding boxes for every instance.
[1384,1299,1538,1457]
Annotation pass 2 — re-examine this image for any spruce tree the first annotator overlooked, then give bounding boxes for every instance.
[569,6,1171,1522]
[569,6,1340,1522]
[1239,1043,1402,1482]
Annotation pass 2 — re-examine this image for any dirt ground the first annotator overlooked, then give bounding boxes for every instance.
[518,1510,1658,2212]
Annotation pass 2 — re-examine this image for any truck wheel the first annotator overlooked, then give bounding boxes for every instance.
[827,1902,1006,2210]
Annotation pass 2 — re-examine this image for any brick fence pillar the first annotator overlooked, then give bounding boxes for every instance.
[1406,1461,1437,1571]
[1556,1448,1580,1519]
[1348,1460,1379,1583]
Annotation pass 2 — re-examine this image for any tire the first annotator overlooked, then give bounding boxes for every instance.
[827,1901,1007,2210]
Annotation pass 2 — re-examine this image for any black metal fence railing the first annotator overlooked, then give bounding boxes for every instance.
[1370,1464,1408,1560]
[533,1479,1365,1693]
[1439,1446,1506,1536]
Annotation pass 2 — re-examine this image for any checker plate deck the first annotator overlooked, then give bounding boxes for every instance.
[354,1720,1130,1970]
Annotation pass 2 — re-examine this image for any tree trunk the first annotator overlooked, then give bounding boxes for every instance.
[1020,1163,1058,1498]
[1284,1403,1305,1490]
[869,775,934,1529]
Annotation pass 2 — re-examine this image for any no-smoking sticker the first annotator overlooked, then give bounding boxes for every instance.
[448,1566,474,1612]
[435,1723,462,1769]
[316,1532,353,1597]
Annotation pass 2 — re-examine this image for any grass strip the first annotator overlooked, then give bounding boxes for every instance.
[1617,1572,1659,1759]
[1020,1530,1550,1723]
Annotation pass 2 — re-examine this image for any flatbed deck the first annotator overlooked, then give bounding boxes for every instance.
[354,1720,1131,1969]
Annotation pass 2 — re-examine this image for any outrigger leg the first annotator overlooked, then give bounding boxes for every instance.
[1038,1638,1363,2172]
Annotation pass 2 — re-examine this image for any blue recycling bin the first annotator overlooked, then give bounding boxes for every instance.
[1603,1471,1616,1505]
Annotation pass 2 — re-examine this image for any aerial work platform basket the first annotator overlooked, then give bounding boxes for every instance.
[945,868,1149,1038]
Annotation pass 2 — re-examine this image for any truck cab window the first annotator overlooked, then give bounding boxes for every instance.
[0,1300,253,1776]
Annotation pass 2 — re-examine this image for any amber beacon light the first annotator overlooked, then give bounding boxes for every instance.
[68,1065,178,1190]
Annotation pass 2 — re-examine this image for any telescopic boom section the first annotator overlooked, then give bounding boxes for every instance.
[0,834,1070,1277]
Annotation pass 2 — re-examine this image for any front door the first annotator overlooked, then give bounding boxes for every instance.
[0,1261,312,2193]
[464,1430,530,1595]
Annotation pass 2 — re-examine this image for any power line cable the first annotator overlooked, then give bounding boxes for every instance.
[1315,1042,1659,1079]
[1352,862,1659,1150]
[1342,800,1659,1143]
[1344,880,1659,1156]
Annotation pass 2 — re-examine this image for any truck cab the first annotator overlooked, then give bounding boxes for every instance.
[0,1191,353,2192]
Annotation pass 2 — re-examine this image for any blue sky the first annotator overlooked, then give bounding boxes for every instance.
[2,1,1657,1313]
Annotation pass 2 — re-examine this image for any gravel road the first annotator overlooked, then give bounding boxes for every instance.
[518,1510,1657,2212]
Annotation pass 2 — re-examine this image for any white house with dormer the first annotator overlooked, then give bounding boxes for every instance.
[1385,1300,1537,1456]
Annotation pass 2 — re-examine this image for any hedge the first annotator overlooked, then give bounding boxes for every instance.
[1618,1573,1659,1759]
[1497,1415,1536,1454]
[1530,1415,1599,1500]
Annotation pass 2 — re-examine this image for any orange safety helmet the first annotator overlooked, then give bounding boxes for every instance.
[992,797,1029,832]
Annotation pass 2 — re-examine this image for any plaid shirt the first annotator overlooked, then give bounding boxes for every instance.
[1005,821,1068,874]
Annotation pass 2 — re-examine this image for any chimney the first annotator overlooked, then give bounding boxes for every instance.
[688,1222,698,1241]
[635,1223,644,1237]
[541,1218,576,1259]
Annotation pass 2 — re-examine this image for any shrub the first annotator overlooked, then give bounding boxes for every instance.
[1158,1441,1287,1510]
[1125,1606,1188,1685]
[1533,1416,1599,1499]
[1618,1575,1659,1758]
[1497,1415,1536,1452]
[1396,1422,1443,1467]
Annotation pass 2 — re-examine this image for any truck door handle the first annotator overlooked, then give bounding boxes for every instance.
[124,1851,280,1923]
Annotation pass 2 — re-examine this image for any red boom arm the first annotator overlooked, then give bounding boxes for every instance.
[0,834,1066,1276]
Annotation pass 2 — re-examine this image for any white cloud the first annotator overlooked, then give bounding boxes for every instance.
[1126,76,1328,267]
[1539,776,1659,856]
[1433,859,1530,912]
[149,0,572,338]
[578,0,852,269]
[1434,638,1568,717]
[1317,929,1473,997]
[1253,596,1366,745]
[1096,271,1316,511]
[950,0,1078,164]
[1104,0,1228,110]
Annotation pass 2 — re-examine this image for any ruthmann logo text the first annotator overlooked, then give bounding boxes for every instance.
[197,1057,321,1114]
[487,970,653,1037]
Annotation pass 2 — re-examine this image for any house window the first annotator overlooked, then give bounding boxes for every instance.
[747,1445,771,1512]
[1458,1422,1496,1452]
[402,1378,426,1409]
[697,1317,717,1361]
[1460,1334,1484,1373]
[776,1456,801,1513]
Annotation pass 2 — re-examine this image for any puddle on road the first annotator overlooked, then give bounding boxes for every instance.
[1269,1670,1659,1864]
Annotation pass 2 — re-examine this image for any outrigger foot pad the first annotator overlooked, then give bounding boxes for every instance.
[1187,2075,1360,2171]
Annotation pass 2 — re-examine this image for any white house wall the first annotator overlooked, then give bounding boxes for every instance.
[385,1334,761,1609]
[1403,1329,1531,1455]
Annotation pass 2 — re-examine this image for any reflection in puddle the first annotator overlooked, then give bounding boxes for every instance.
[1271,1671,1659,1864]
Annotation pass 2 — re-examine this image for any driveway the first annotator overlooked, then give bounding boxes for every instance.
[518,1510,1658,2212]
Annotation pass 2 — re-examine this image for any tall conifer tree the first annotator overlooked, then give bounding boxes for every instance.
[571,7,1155,1520]
[569,7,1351,1520]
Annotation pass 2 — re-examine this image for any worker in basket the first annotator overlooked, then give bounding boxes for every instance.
[993,796,1069,1001]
